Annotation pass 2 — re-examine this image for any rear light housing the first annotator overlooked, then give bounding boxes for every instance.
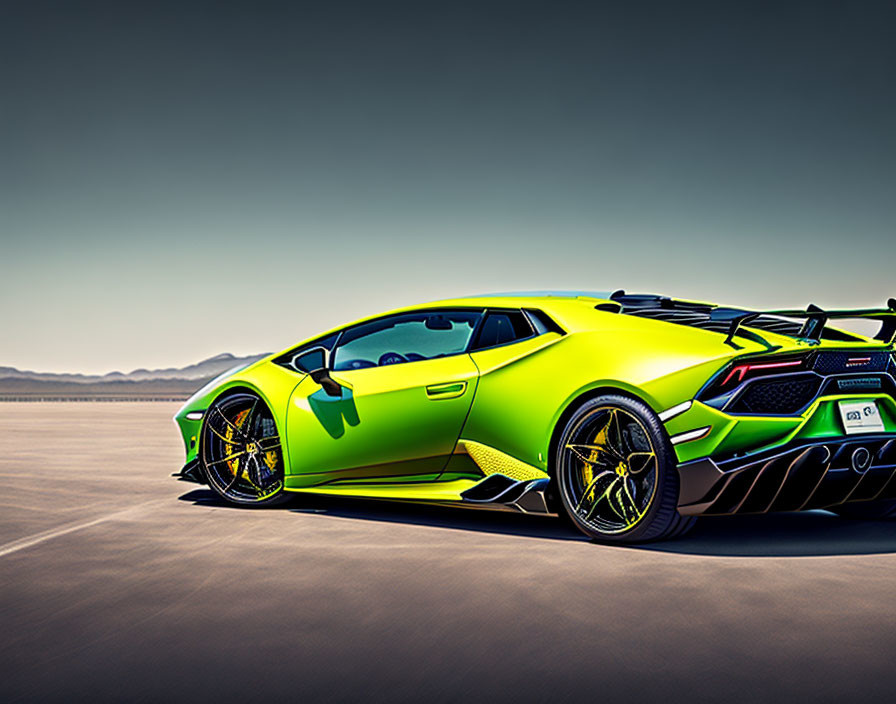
[699,354,811,400]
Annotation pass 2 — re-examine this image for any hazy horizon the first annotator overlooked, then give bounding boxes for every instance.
[2,1,894,375]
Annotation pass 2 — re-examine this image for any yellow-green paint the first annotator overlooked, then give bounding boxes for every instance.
[285,478,479,502]
[174,292,895,508]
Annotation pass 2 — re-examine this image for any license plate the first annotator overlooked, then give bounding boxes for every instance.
[838,400,885,435]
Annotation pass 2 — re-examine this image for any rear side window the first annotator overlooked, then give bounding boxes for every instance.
[524,308,565,336]
[469,311,533,351]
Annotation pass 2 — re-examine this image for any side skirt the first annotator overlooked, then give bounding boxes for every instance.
[460,475,554,515]
[281,441,556,515]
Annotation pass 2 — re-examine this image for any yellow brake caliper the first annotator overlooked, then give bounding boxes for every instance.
[579,412,637,524]
[224,408,280,492]
[582,418,613,503]
[224,408,250,482]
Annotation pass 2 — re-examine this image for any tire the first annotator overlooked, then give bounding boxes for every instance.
[200,391,289,506]
[829,499,896,521]
[555,394,695,543]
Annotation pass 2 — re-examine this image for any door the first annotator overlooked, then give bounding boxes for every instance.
[285,309,482,487]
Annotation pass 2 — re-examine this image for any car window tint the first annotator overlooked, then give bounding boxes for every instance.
[469,311,533,351]
[524,308,565,336]
[332,311,482,371]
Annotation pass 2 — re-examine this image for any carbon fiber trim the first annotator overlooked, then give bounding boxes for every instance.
[460,475,553,514]
[678,435,896,515]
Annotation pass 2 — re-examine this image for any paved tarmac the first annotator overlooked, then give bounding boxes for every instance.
[2,403,896,703]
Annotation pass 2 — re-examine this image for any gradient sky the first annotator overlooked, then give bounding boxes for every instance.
[2,0,894,374]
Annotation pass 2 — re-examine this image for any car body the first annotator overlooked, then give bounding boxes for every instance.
[174,291,896,542]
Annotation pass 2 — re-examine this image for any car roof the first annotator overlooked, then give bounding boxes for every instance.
[265,289,886,368]
[420,290,617,309]
[268,291,617,361]
[462,290,615,300]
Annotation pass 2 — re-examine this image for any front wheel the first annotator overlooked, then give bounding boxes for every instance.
[555,394,695,543]
[200,391,288,506]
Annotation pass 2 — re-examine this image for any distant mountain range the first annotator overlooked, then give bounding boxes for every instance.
[0,353,269,400]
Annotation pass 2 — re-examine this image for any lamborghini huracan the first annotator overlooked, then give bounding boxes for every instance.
[174,291,896,543]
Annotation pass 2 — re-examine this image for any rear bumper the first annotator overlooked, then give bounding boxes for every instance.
[677,434,896,515]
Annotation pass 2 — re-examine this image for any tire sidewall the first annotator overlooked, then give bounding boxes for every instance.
[555,393,678,542]
[200,391,288,507]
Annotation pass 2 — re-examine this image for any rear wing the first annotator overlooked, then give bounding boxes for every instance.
[712,298,896,345]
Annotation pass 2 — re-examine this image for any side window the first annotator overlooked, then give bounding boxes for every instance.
[332,310,482,371]
[469,310,534,351]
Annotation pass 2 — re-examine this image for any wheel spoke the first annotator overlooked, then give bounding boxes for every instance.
[609,409,624,454]
[593,410,626,461]
[603,482,626,522]
[246,454,262,487]
[206,423,244,447]
[242,399,259,437]
[626,451,656,475]
[620,478,643,525]
[566,443,616,466]
[256,432,281,452]
[206,450,250,467]
[213,406,249,439]
[203,394,284,504]
[564,404,660,534]
[225,467,243,491]
[574,470,616,512]
[582,477,620,521]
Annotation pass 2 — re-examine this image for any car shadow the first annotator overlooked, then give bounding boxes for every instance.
[632,510,896,557]
[177,489,896,556]
[177,488,583,541]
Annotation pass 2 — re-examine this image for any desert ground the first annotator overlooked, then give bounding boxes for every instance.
[2,403,896,702]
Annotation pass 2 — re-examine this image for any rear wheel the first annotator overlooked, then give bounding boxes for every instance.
[555,394,695,543]
[830,499,896,520]
[200,391,288,506]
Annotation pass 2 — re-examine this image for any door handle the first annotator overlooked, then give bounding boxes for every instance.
[425,381,467,399]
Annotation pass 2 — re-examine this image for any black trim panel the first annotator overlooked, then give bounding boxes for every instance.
[678,435,896,515]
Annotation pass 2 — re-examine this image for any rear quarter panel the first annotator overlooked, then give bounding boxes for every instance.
[462,316,760,474]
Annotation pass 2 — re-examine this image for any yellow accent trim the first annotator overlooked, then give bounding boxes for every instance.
[456,440,549,482]
[285,478,478,501]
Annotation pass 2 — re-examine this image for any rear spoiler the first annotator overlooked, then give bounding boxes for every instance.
[712,298,896,345]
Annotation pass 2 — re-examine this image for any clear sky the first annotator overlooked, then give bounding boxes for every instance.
[2,1,894,374]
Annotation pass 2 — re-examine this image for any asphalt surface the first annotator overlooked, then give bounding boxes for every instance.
[3,403,896,702]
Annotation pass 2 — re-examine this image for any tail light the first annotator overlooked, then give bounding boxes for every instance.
[703,354,810,398]
[720,359,803,386]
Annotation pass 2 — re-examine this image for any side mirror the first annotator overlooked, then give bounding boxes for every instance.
[291,346,343,398]
[292,347,327,374]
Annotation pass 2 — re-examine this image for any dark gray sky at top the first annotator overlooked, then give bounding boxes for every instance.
[1,1,894,373]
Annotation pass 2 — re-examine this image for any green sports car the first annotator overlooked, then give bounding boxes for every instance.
[174,291,896,543]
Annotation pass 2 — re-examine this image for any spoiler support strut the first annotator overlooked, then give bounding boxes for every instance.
[717,298,896,346]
